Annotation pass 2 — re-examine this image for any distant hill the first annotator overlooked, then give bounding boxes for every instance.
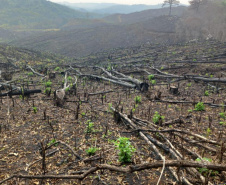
[59,3,117,11]
[0,0,97,30]
[93,4,163,14]
[104,6,186,24]
[60,3,163,14]
[11,6,185,57]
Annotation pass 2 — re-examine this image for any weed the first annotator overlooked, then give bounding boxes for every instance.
[194,102,205,111]
[204,90,209,96]
[114,137,136,163]
[153,111,165,124]
[187,83,192,87]
[85,120,94,133]
[108,103,112,112]
[219,112,225,119]
[54,67,60,71]
[47,139,58,146]
[67,76,72,81]
[151,80,156,85]
[33,107,38,114]
[135,96,141,104]
[148,75,155,81]
[206,128,211,137]
[86,147,99,156]
[44,87,51,94]
[45,80,52,87]
[195,157,219,177]
[27,72,33,76]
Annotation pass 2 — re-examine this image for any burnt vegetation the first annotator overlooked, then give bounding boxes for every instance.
[0,38,225,185]
[0,0,226,184]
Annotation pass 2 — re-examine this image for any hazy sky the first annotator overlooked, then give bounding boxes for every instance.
[49,0,190,5]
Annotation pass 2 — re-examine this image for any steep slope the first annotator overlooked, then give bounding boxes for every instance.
[104,6,186,24]
[12,15,180,57]
[0,0,89,30]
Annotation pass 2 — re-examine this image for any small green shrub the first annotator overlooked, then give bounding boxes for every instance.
[148,75,155,81]
[194,102,205,111]
[47,139,58,146]
[85,120,94,133]
[219,112,225,119]
[44,87,51,94]
[153,111,165,124]
[54,67,60,71]
[195,157,219,177]
[206,128,211,137]
[204,90,209,96]
[67,76,72,81]
[151,80,156,85]
[65,87,70,92]
[114,137,136,163]
[27,72,33,76]
[187,83,192,87]
[33,107,38,114]
[135,96,141,104]
[45,80,52,87]
[86,147,99,156]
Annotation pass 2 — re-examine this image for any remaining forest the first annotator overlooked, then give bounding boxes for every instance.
[0,0,225,184]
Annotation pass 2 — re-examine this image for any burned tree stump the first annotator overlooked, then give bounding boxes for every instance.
[140,83,149,92]
[1,72,13,81]
[49,72,56,79]
[169,86,179,95]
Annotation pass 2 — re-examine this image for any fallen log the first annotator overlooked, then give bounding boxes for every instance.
[95,67,149,91]
[80,74,136,89]
[26,65,45,77]
[0,89,41,97]
[1,160,225,184]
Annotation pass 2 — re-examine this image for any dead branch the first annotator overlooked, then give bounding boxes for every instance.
[1,160,225,184]
[26,65,45,77]
[80,74,136,88]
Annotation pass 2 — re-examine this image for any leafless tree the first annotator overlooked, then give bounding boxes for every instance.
[162,0,180,16]
[189,0,207,12]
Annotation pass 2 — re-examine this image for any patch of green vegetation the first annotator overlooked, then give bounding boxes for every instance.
[187,83,192,87]
[85,120,94,133]
[135,96,141,104]
[54,67,60,71]
[151,80,156,85]
[27,72,33,76]
[33,107,38,114]
[153,111,165,124]
[114,137,136,163]
[44,87,51,94]
[86,147,99,156]
[195,157,219,177]
[194,102,205,111]
[45,80,52,87]
[148,75,155,81]
[219,112,225,119]
[204,90,209,96]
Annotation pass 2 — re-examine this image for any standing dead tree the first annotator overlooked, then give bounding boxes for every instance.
[55,72,77,106]
[162,0,180,16]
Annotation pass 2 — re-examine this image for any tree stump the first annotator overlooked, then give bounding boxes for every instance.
[169,86,179,95]
[49,72,56,79]
[1,72,13,81]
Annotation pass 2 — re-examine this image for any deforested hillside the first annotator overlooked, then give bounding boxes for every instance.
[0,40,225,185]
